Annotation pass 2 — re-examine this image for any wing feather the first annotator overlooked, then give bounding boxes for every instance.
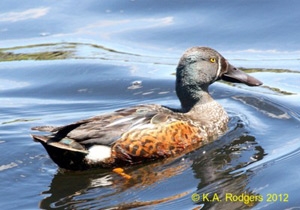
[32,105,167,147]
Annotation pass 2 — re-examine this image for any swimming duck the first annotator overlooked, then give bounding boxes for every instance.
[31,47,262,170]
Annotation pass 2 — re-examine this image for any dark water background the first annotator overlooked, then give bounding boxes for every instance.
[1,1,300,209]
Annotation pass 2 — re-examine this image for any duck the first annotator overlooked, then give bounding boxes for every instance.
[31,47,262,170]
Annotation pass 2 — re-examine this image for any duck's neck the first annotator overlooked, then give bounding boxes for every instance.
[176,83,213,112]
[175,62,215,112]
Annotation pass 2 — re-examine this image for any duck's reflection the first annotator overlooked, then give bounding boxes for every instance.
[39,116,266,210]
[190,116,266,209]
[39,157,191,209]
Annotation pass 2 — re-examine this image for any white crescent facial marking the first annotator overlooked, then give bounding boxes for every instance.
[215,57,222,81]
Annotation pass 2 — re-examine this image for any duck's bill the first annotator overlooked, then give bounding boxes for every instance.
[222,64,263,86]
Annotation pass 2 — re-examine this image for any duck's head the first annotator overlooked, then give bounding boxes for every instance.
[176,47,262,110]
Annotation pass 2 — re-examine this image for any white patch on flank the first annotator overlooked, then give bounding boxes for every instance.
[86,145,111,162]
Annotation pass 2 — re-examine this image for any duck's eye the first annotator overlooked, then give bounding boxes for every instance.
[210,58,216,63]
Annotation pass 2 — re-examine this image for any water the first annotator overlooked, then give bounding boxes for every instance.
[1,1,300,209]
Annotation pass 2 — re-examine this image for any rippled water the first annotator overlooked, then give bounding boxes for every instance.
[1,1,300,210]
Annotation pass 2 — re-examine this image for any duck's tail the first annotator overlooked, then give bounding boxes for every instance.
[31,134,90,170]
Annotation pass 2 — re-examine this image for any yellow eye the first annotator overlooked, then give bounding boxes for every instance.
[210,58,216,63]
